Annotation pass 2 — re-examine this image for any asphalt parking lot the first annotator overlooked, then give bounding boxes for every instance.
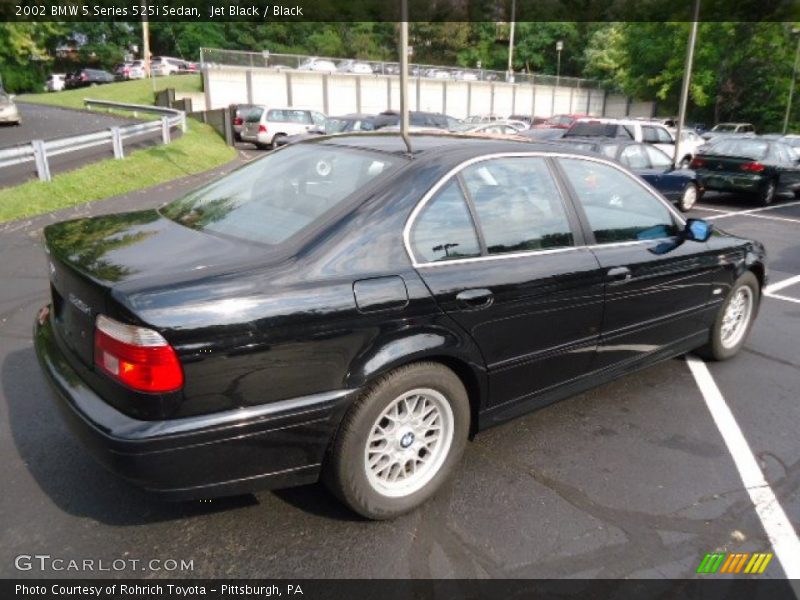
[0,168,798,579]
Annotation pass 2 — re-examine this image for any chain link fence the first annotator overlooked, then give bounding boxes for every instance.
[199,48,605,90]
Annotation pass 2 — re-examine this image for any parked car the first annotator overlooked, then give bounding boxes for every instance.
[450,122,520,136]
[127,60,147,80]
[65,69,115,89]
[507,114,537,128]
[674,128,708,168]
[505,120,530,131]
[229,103,258,141]
[113,63,133,80]
[0,91,21,125]
[517,127,566,141]
[34,133,766,519]
[535,114,587,129]
[337,60,373,74]
[557,138,702,211]
[371,110,455,130]
[702,122,756,141]
[240,106,327,149]
[150,56,184,77]
[564,118,676,157]
[452,70,479,81]
[298,58,337,73]
[426,69,451,80]
[45,73,66,92]
[690,137,800,205]
[276,113,376,146]
[178,61,198,74]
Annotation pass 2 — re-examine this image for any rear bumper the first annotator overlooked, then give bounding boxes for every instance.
[697,172,765,192]
[34,308,353,500]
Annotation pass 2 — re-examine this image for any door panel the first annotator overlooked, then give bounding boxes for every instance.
[589,241,714,369]
[409,156,605,409]
[556,156,714,369]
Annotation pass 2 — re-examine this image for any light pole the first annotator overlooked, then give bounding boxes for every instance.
[399,0,411,154]
[783,27,800,134]
[674,0,700,168]
[507,0,516,83]
[555,40,563,87]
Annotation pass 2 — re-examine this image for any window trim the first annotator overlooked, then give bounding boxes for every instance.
[403,152,687,268]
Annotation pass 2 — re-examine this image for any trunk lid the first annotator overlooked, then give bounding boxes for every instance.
[696,154,756,173]
[44,209,270,367]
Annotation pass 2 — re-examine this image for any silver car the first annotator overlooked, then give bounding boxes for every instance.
[0,92,21,125]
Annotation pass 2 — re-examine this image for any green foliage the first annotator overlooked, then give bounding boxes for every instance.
[583,22,800,131]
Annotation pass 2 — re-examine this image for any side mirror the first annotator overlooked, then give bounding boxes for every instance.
[685,218,713,242]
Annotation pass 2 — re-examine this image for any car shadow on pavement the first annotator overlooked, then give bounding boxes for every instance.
[3,346,260,526]
[3,346,363,524]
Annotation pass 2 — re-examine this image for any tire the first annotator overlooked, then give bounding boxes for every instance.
[254,142,268,150]
[695,271,760,361]
[758,179,776,206]
[677,182,699,212]
[270,134,286,149]
[323,362,470,520]
[679,156,692,169]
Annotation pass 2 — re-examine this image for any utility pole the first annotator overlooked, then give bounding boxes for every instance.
[783,27,800,134]
[399,0,411,154]
[142,1,153,90]
[674,0,700,168]
[507,0,516,83]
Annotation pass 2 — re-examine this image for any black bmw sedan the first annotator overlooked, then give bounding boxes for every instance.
[35,134,766,519]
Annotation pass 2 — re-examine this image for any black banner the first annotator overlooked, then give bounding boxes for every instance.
[1,0,800,22]
[3,579,799,600]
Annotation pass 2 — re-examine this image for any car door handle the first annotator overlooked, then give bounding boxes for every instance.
[607,266,632,284]
[456,288,494,310]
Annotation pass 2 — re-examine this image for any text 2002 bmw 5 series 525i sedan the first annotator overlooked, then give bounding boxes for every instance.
[34,134,766,519]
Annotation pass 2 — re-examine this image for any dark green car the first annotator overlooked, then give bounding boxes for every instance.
[690,137,800,205]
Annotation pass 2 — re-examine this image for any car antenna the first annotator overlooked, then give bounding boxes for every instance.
[399,0,413,156]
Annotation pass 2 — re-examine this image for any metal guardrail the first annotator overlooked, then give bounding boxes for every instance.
[199,48,605,90]
[0,100,186,183]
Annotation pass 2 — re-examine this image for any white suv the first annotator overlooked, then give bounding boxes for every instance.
[240,107,327,149]
[565,118,676,157]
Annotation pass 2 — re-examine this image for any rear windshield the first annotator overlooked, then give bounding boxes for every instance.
[566,123,623,138]
[705,139,768,159]
[245,108,263,122]
[161,145,401,246]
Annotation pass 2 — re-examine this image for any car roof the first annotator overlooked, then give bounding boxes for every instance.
[312,132,598,160]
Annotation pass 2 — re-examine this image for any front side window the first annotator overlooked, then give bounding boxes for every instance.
[461,157,574,254]
[641,126,659,144]
[411,182,481,262]
[162,146,400,246]
[558,158,678,244]
[655,127,674,144]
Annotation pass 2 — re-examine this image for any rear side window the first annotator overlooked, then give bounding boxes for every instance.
[619,145,649,169]
[162,146,400,246]
[558,158,678,244]
[245,108,263,123]
[641,126,659,143]
[411,182,480,262]
[461,157,573,254]
[268,109,312,124]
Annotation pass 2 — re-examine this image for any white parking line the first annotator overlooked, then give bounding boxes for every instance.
[706,199,800,221]
[766,274,800,294]
[766,292,800,306]
[686,356,800,581]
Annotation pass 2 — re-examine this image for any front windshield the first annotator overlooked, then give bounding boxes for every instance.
[161,145,402,246]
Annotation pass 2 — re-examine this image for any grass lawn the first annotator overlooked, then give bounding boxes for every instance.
[17,75,202,111]
[0,120,236,223]
[2,74,236,224]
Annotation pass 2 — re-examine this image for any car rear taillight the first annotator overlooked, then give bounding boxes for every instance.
[81,73,88,81]
[94,314,183,393]
[740,161,765,172]
[689,157,706,169]
[234,117,243,125]
[258,124,268,133]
